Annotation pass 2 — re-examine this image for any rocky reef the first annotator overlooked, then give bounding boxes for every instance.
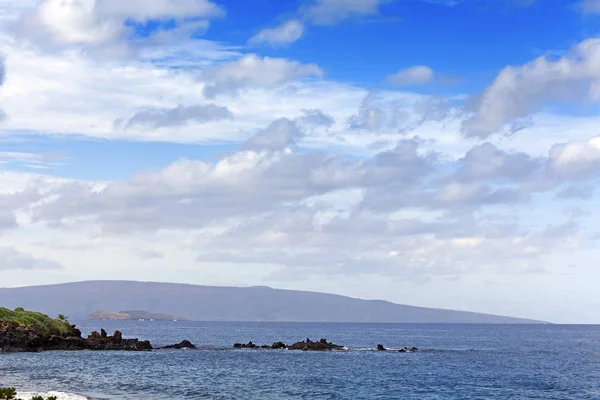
[234,338,345,351]
[232,339,419,353]
[0,322,199,353]
[0,322,155,353]
[377,344,419,352]
[161,340,197,350]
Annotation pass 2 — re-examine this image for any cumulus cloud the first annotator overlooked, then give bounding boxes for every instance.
[249,20,304,47]
[25,129,439,234]
[115,104,233,130]
[303,0,392,25]
[17,0,224,49]
[462,38,600,138]
[548,135,600,180]
[346,92,455,133]
[242,118,302,152]
[0,117,597,281]
[387,66,435,86]
[0,247,63,270]
[202,54,323,98]
[455,143,541,182]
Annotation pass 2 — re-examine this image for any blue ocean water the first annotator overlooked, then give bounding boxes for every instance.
[1,322,600,399]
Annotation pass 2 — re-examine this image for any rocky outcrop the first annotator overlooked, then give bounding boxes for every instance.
[85,329,152,351]
[0,322,183,353]
[233,338,345,351]
[233,341,258,349]
[288,338,345,351]
[377,344,386,351]
[162,340,197,349]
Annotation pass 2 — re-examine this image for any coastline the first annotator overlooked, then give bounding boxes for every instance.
[18,392,90,400]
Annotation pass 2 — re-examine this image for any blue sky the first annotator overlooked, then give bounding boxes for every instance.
[1,0,600,323]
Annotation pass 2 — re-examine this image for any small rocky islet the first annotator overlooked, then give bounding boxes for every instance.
[233,338,419,353]
[233,338,345,351]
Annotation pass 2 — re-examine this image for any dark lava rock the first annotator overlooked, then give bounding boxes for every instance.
[0,322,154,353]
[398,347,419,353]
[233,341,258,349]
[288,338,345,351]
[377,344,386,351]
[162,340,197,350]
[271,341,286,349]
[86,330,152,351]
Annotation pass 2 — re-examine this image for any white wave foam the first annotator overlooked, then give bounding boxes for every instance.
[19,392,89,400]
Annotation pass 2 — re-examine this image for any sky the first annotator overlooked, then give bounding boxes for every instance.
[0,0,600,324]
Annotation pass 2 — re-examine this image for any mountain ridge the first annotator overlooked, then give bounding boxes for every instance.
[0,280,548,324]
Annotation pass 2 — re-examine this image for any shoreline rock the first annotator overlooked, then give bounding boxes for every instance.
[0,322,191,353]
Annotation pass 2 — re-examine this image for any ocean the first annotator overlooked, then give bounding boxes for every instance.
[1,321,599,399]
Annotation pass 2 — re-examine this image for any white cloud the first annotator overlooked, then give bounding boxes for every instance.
[548,135,600,179]
[249,20,304,47]
[582,0,600,13]
[388,66,435,86]
[303,0,392,25]
[242,118,301,152]
[0,246,63,270]
[462,38,600,138]
[95,0,224,20]
[455,143,541,182]
[202,54,324,98]
[17,0,224,49]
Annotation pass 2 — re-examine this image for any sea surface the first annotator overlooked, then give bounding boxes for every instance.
[1,322,600,399]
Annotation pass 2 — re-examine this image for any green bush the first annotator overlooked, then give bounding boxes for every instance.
[0,307,71,336]
[0,387,57,400]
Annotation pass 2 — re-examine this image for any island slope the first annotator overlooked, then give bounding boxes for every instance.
[90,310,188,321]
[0,281,546,324]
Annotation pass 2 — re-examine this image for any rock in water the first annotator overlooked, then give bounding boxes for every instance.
[377,344,386,351]
[398,347,419,353]
[162,340,197,349]
[86,330,152,351]
[233,341,257,349]
[288,338,345,351]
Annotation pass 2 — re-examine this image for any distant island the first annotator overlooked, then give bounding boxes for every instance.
[0,281,548,324]
[89,310,188,321]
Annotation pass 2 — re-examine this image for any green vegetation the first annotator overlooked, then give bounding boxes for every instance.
[0,307,71,336]
[0,387,57,400]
